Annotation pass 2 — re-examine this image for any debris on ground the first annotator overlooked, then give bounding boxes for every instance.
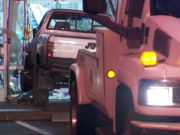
[6,88,70,105]
[17,90,33,104]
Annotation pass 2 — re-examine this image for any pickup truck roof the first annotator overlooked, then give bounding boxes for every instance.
[49,9,113,20]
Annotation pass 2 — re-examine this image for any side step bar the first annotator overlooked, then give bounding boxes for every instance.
[95,127,114,135]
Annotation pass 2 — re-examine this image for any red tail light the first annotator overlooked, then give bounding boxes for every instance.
[47,49,53,57]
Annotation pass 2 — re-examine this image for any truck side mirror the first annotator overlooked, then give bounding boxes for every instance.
[83,0,107,14]
[33,28,37,38]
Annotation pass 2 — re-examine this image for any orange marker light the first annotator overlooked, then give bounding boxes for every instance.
[47,42,54,47]
[141,51,157,66]
[107,70,115,79]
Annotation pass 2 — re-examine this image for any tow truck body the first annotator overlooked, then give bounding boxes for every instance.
[69,0,180,134]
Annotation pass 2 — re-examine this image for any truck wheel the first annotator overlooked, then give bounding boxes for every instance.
[70,80,97,135]
[24,55,29,70]
[124,108,136,135]
[20,71,32,92]
[33,65,49,106]
[20,55,34,92]
[116,86,136,135]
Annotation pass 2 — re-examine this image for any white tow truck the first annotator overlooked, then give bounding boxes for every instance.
[69,0,180,135]
[22,9,112,106]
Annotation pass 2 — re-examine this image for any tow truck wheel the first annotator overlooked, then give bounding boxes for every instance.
[33,65,49,106]
[116,85,135,135]
[70,79,97,135]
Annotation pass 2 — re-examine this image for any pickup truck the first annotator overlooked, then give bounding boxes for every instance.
[21,9,112,106]
[69,0,180,135]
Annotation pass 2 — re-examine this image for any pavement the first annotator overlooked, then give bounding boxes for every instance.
[0,121,70,135]
[0,88,71,135]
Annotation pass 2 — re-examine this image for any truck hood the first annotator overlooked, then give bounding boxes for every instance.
[161,64,180,78]
[149,16,180,42]
[146,16,180,67]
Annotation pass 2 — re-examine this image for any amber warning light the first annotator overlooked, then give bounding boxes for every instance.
[107,70,115,79]
[141,51,157,66]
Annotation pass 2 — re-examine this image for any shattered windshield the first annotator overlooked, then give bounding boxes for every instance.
[48,12,108,33]
[152,0,180,18]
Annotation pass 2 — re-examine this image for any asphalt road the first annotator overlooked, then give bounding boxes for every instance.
[0,121,70,135]
[0,88,72,135]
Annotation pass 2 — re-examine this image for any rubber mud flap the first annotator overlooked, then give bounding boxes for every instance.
[36,68,54,91]
[33,66,50,106]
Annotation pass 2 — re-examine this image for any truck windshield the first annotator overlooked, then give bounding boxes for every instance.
[151,0,180,18]
[47,12,107,33]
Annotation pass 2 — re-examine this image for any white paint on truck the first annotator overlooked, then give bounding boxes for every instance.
[70,0,180,134]
[53,37,96,58]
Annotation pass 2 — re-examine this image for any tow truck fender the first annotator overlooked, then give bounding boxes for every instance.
[112,57,140,133]
[69,63,90,105]
[115,56,165,114]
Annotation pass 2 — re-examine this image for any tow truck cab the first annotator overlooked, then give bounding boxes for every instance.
[69,0,180,135]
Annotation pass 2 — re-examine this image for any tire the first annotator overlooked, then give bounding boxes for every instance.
[33,65,49,106]
[20,71,32,92]
[70,79,97,135]
[116,86,136,135]
[20,55,32,92]
[124,108,136,135]
[24,55,29,70]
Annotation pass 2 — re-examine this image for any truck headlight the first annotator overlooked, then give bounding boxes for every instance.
[146,87,173,105]
[138,79,180,106]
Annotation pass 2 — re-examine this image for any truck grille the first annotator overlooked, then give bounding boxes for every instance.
[173,88,180,104]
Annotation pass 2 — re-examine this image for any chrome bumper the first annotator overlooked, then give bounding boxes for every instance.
[131,121,180,135]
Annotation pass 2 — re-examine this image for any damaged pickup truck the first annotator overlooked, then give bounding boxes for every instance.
[21,9,112,106]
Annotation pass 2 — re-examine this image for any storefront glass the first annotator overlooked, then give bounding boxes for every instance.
[0,0,4,90]
[11,1,25,66]
[0,0,3,48]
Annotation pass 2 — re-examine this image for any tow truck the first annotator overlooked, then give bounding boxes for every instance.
[69,0,180,135]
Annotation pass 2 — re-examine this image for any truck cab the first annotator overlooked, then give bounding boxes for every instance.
[69,0,180,135]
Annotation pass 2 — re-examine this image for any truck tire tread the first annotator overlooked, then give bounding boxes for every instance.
[20,71,32,92]
[33,65,49,106]
[116,85,134,135]
[34,90,49,106]
[70,79,97,135]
